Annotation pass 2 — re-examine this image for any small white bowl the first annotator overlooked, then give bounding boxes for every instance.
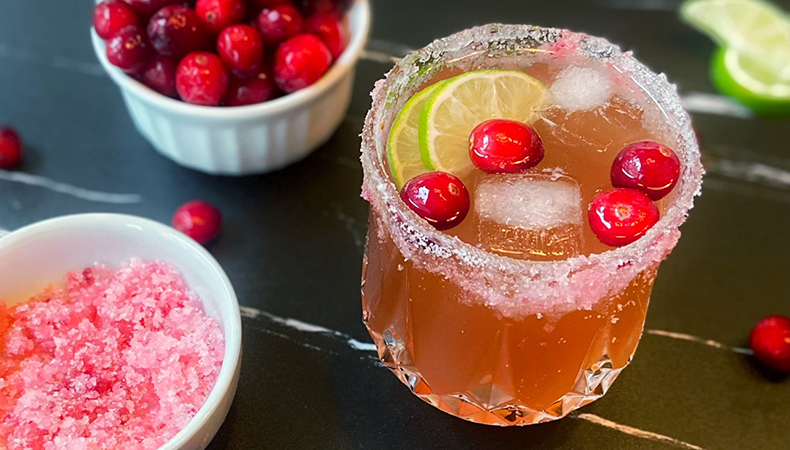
[0,214,241,450]
[91,0,371,175]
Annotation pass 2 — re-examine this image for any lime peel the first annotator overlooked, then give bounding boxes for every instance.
[387,82,446,188]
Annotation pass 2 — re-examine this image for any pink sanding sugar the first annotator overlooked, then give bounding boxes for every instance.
[0,260,225,450]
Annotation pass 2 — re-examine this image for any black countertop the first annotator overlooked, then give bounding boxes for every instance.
[1,0,789,449]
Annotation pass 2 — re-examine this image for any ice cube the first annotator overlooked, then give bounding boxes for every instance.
[536,95,646,155]
[549,66,613,112]
[475,172,583,261]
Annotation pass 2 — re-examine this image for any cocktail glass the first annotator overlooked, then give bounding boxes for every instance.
[359,24,703,426]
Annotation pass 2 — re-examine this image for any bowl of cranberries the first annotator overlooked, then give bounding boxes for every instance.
[91,0,370,175]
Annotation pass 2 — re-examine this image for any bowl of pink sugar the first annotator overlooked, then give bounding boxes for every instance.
[0,214,241,450]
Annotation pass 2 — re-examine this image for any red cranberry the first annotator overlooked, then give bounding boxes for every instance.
[400,172,470,231]
[106,27,151,74]
[611,141,681,201]
[217,25,264,74]
[0,127,22,169]
[250,0,293,7]
[123,0,181,18]
[94,0,140,39]
[468,119,544,173]
[140,54,178,97]
[195,0,246,34]
[147,5,211,58]
[176,52,229,106]
[274,34,331,93]
[226,71,278,106]
[304,13,346,59]
[295,0,340,16]
[588,188,659,247]
[256,5,303,46]
[750,316,790,373]
[172,200,222,245]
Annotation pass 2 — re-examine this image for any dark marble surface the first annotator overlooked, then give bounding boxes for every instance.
[1,0,789,449]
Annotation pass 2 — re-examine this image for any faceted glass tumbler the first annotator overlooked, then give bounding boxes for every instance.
[359,24,703,426]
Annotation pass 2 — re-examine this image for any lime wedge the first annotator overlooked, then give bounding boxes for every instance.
[680,0,790,52]
[681,0,790,114]
[387,82,445,188]
[711,46,790,115]
[418,70,546,178]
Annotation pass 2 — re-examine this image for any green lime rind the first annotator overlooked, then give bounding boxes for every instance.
[417,70,546,178]
[711,46,790,116]
[417,78,453,172]
[387,81,446,188]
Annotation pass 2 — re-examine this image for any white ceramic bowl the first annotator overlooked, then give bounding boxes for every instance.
[0,214,241,450]
[91,0,371,175]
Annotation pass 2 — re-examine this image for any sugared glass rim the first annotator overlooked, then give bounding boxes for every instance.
[360,24,704,318]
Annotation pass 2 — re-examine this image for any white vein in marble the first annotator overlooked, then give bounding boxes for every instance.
[0,170,142,204]
[0,43,105,77]
[647,329,753,354]
[239,305,377,352]
[575,413,707,449]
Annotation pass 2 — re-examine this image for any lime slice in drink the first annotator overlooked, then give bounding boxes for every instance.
[419,70,546,178]
[387,82,446,188]
[681,0,790,114]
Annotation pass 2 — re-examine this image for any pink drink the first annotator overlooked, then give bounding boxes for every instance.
[360,25,703,425]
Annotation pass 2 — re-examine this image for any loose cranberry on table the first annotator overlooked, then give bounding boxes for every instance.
[176,52,229,106]
[611,141,681,201]
[588,188,660,247]
[750,315,790,373]
[94,0,140,39]
[226,72,278,106]
[400,172,470,231]
[106,27,152,74]
[123,0,182,18]
[147,5,211,58]
[304,13,347,59]
[0,127,22,169]
[195,0,246,34]
[217,25,264,75]
[172,201,222,245]
[274,34,332,93]
[256,4,303,46]
[468,119,544,173]
[140,54,178,97]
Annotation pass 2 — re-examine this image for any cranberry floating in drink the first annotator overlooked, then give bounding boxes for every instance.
[611,140,681,201]
[469,119,544,173]
[360,25,702,426]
